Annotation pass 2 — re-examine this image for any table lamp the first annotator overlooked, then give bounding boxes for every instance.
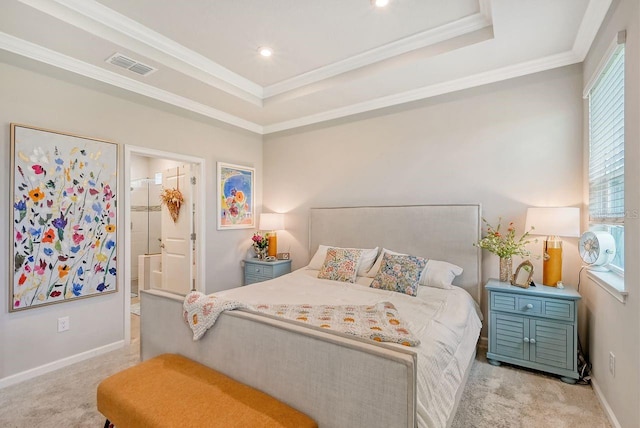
[259,213,285,258]
[525,207,580,286]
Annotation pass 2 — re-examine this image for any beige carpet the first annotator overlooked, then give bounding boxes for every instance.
[451,350,611,428]
[0,340,610,427]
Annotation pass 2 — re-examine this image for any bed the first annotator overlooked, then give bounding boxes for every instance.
[141,204,482,428]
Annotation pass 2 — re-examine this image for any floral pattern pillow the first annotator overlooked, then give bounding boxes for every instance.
[317,247,363,283]
[370,253,428,296]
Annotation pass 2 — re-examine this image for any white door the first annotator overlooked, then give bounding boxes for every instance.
[160,164,194,294]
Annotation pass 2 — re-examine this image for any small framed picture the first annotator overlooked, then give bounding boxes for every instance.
[217,162,255,230]
[277,252,290,260]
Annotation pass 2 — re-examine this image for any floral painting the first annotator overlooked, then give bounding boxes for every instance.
[217,162,254,229]
[10,124,118,312]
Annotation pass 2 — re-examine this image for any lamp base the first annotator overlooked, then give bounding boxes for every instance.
[542,239,562,286]
[267,234,277,257]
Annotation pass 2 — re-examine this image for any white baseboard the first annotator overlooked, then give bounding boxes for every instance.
[0,340,125,390]
[591,376,622,428]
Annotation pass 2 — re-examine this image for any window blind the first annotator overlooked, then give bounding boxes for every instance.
[589,45,624,224]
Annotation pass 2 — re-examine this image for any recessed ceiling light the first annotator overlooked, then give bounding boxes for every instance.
[258,47,273,58]
[372,0,390,7]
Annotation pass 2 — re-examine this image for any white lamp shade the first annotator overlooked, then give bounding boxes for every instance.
[259,213,285,231]
[525,207,580,237]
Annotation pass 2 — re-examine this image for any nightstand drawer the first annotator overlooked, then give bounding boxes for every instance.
[491,293,542,316]
[246,264,273,277]
[543,300,575,321]
[243,259,292,285]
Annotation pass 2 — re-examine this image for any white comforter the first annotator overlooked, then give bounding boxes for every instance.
[217,268,482,428]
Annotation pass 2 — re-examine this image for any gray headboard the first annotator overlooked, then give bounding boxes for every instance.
[309,205,482,303]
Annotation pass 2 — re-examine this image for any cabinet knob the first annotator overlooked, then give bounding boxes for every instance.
[255,268,261,272]
[526,304,534,309]
[523,337,530,343]
[530,338,536,344]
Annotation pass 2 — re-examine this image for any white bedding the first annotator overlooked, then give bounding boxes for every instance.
[217,268,482,428]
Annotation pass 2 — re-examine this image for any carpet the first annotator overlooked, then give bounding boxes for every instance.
[0,344,612,428]
[450,350,611,428]
[130,303,140,316]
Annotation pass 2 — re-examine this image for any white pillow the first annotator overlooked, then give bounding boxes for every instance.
[365,248,406,278]
[419,260,463,289]
[308,245,379,277]
[308,245,331,270]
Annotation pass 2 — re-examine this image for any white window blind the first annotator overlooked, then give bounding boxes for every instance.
[588,45,624,224]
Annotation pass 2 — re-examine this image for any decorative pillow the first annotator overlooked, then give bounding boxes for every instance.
[366,248,406,278]
[317,247,363,283]
[370,253,427,296]
[309,245,378,276]
[419,260,463,289]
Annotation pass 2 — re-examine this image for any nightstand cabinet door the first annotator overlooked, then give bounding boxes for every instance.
[490,312,529,361]
[530,319,574,370]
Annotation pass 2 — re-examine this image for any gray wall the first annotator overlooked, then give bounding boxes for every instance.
[0,59,262,382]
[581,0,640,427]
[264,64,584,340]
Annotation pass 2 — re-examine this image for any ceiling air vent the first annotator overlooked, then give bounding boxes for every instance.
[106,52,157,77]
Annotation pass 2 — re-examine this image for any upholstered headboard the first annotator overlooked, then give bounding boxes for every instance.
[309,205,482,303]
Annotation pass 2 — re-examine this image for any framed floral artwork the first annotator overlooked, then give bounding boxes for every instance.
[10,124,118,311]
[217,162,255,230]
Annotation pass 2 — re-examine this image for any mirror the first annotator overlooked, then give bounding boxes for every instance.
[511,260,534,288]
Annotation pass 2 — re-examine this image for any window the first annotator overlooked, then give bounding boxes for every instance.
[587,38,625,273]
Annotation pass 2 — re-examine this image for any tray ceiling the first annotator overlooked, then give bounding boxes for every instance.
[0,0,611,134]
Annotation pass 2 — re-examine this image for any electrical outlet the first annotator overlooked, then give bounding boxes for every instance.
[609,352,615,377]
[57,316,70,332]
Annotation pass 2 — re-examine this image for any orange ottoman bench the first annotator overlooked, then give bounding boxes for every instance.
[97,353,317,428]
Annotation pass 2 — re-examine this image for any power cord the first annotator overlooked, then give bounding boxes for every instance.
[577,265,586,292]
[576,338,592,385]
[575,266,591,385]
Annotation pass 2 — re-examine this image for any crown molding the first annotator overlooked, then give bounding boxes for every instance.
[263,50,580,134]
[263,10,493,98]
[3,0,608,136]
[0,27,585,136]
[20,0,493,103]
[572,0,613,60]
[0,31,263,134]
[18,0,264,105]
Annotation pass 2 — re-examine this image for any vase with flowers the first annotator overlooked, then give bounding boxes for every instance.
[251,232,269,260]
[474,218,536,282]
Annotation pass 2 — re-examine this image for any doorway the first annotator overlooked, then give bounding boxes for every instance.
[123,146,206,345]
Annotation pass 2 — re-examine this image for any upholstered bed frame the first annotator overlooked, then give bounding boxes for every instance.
[141,204,481,427]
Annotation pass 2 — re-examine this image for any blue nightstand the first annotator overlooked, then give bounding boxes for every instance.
[244,259,292,285]
[485,278,582,384]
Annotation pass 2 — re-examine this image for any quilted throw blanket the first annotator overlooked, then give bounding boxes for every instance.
[183,291,249,340]
[183,291,420,346]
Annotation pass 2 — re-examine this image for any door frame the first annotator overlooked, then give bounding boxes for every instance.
[123,145,206,344]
